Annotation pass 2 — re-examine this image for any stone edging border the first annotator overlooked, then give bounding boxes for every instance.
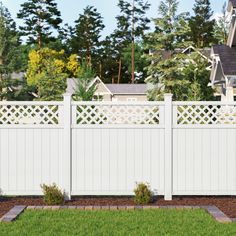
[0,205,233,223]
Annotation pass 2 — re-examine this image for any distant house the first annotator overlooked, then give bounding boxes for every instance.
[210,0,236,101]
[67,77,148,101]
[149,46,212,62]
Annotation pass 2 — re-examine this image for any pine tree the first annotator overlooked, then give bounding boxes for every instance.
[214,2,230,45]
[73,63,96,101]
[145,0,192,100]
[17,0,62,48]
[113,0,150,83]
[70,6,105,68]
[189,0,216,48]
[0,2,20,73]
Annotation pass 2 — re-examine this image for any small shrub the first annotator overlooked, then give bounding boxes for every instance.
[134,182,153,205]
[41,183,65,205]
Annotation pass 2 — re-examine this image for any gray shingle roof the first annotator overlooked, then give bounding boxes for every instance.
[212,45,236,75]
[66,78,147,94]
[229,0,236,8]
[106,84,147,94]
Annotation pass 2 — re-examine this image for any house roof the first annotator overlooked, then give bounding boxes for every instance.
[66,78,148,95]
[228,0,236,9]
[150,46,211,61]
[105,84,147,94]
[212,45,236,75]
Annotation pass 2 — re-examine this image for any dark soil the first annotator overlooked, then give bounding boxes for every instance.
[0,196,236,218]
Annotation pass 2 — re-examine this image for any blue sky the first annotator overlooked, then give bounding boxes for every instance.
[2,0,225,37]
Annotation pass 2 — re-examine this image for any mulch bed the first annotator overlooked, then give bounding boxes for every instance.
[0,196,236,219]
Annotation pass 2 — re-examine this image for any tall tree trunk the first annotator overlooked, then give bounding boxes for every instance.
[131,0,135,84]
[99,62,102,79]
[38,33,42,49]
[118,58,122,84]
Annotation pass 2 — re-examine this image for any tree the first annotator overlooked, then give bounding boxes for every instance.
[189,0,216,48]
[73,63,96,101]
[26,48,80,87]
[0,75,35,101]
[121,43,148,82]
[113,0,150,83]
[36,62,67,101]
[70,6,105,67]
[26,48,80,100]
[0,2,20,74]
[145,0,192,100]
[17,0,62,48]
[214,2,230,45]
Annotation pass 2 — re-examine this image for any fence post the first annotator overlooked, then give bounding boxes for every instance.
[63,93,72,200]
[164,94,173,200]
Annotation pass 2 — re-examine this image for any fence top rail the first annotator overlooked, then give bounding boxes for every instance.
[173,101,236,106]
[72,101,165,106]
[0,101,63,106]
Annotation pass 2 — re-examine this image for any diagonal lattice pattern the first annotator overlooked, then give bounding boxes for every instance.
[76,105,160,125]
[0,105,59,125]
[177,105,236,125]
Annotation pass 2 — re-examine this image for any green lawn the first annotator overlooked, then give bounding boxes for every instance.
[0,209,236,236]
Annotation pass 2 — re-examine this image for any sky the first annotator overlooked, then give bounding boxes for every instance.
[1,0,225,37]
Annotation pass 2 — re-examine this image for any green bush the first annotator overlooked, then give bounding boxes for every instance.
[41,183,65,205]
[134,182,153,205]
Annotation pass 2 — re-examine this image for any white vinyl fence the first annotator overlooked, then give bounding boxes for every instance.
[0,94,236,200]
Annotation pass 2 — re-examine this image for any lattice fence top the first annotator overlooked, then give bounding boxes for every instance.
[0,105,60,125]
[75,104,161,125]
[176,104,236,125]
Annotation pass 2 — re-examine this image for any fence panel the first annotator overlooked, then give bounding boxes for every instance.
[71,102,165,195]
[173,102,236,195]
[0,102,69,196]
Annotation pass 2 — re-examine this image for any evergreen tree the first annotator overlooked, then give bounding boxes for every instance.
[189,0,216,48]
[73,63,96,101]
[17,0,62,48]
[214,2,230,45]
[145,0,192,100]
[0,2,20,74]
[70,6,105,67]
[112,0,150,83]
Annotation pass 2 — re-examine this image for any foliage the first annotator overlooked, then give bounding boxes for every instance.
[67,54,81,77]
[147,52,215,101]
[189,0,216,48]
[70,6,104,67]
[0,2,21,73]
[121,43,148,82]
[0,75,35,101]
[26,48,78,100]
[17,0,62,48]
[1,209,236,235]
[73,63,96,101]
[41,183,65,205]
[36,61,67,101]
[213,2,230,45]
[146,0,191,52]
[134,182,153,204]
[26,47,80,86]
[110,0,151,83]
[181,53,215,101]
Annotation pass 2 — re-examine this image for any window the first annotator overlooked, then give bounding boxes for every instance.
[93,95,103,101]
[127,97,137,102]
